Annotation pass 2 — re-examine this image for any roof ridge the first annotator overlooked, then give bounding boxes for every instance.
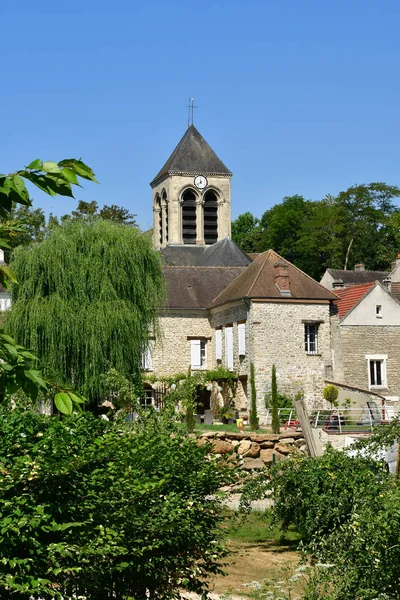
[163,265,245,270]
[247,250,272,296]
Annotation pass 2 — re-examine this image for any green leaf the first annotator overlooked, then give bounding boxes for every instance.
[54,392,73,415]
[4,343,19,362]
[26,159,43,170]
[42,161,61,174]
[68,391,86,404]
[60,168,80,185]
[12,176,29,203]
[24,369,47,389]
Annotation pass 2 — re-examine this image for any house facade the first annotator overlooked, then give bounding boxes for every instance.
[332,281,400,403]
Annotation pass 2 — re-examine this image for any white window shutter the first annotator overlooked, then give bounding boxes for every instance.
[142,342,153,371]
[191,339,201,368]
[238,323,246,356]
[215,329,222,360]
[225,327,233,370]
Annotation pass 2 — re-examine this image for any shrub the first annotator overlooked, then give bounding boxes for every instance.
[322,384,339,408]
[249,363,258,430]
[271,364,280,434]
[0,408,234,599]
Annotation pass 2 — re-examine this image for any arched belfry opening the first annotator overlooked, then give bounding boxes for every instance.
[155,193,162,246]
[162,190,168,243]
[204,190,218,245]
[182,189,197,244]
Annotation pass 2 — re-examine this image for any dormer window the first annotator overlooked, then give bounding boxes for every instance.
[376,305,382,318]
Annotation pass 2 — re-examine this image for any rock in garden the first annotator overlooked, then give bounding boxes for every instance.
[259,440,274,448]
[242,442,260,458]
[211,439,234,454]
[281,437,295,445]
[275,442,294,455]
[260,448,275,463]
[294,438,306,447]
[242,457,265,470]
[237,440,252,455]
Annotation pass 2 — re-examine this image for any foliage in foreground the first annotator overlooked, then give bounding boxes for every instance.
[241,435,400,600]
[0,158,96,409]
[5,218,166,404]
[0,407,236,599]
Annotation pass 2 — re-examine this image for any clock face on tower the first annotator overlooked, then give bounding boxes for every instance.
[194,175,208,189]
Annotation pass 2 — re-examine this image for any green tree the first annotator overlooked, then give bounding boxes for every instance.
[5,219,165,404]
[2,204,46,259]
[249,362,258,430]
[270,364,280,434]
[231,211,263,253]
[67,199,137,225]
[0,407,234,599]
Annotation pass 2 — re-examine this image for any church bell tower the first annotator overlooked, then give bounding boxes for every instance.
[150,125,232,250]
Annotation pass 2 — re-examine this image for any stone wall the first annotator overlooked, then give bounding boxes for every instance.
[249,301,332,415]
[196,430,307,471]
[340,325,400,399]
[151,310,213,375]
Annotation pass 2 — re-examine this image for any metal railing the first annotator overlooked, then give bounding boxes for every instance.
[265,406,400,433]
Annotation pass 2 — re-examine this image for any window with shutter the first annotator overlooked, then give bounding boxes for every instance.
[191,339,207,369]
[215,329,222,360]
[225,326,233,370]
[238,322,246,356]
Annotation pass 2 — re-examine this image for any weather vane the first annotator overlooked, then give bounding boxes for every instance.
[187,98,198,127]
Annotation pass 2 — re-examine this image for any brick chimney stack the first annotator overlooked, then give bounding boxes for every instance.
[274,261,290,294]
[354,263,365,271]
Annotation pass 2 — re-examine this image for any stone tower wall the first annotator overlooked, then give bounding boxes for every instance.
[152,174,231,249]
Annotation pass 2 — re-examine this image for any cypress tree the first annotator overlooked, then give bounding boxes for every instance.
[271,364,280,434]
[250,362,258,431]
[5,219,166,404]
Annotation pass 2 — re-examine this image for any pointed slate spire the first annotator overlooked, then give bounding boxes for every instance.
[151,125,232,186]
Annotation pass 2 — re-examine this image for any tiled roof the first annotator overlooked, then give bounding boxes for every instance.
[327,268,388,286]
[333,282,375,319]
[211,250,337,307]
[163,266,246,309]
[160,238,252,267]
[151,125,232,186]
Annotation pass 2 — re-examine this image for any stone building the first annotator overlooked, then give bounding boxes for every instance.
[332,281,400,403]
[146,125,338,417]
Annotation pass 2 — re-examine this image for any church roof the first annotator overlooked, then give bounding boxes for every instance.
[211,250,338,307]
[151,125,232,186]
[160,238,252,267]
[163,266,246,309]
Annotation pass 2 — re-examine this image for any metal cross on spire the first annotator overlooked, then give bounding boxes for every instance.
[187,98,198,127]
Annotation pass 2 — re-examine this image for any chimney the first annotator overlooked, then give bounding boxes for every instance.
[274,262,290,295]
[354,263,365,271]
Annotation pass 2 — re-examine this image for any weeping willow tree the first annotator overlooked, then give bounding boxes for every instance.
[5,219,165,404]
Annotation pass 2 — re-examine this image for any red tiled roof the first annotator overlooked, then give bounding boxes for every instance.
[333,282,375,319]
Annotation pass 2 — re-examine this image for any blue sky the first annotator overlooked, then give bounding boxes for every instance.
[2,0,400,230]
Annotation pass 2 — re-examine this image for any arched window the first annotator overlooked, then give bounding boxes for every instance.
[155,194,162,245]
[182,189,197,244]
[204,190,218,244]
[162,190,168,243]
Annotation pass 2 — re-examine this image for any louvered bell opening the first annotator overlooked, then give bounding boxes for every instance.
[204,191,218,245]
[182,190,197,244]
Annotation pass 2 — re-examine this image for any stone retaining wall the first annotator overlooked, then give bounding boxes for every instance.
[195,430,307,470]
